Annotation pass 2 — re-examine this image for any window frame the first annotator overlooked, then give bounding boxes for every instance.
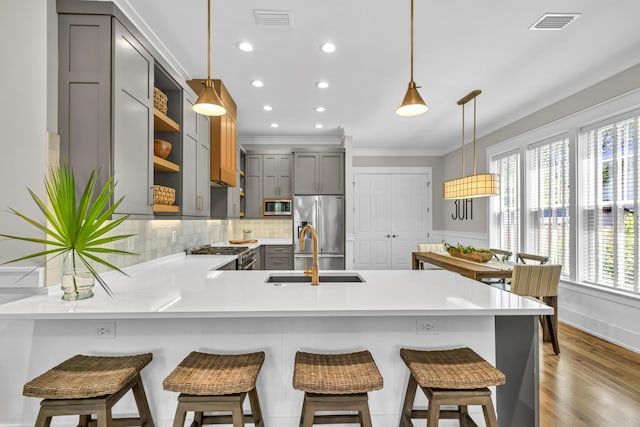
[486,89,640,294]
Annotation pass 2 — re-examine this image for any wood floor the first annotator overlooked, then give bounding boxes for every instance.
[540,323,640,426]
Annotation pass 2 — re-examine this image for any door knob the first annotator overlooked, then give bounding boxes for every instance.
[386,234,391,238]
[392,234,398,238]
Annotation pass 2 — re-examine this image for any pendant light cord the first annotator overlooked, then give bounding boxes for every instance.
[410,0,414,82]
[473,96,477,175]
[207,0,211,81]
[461,103,465,176]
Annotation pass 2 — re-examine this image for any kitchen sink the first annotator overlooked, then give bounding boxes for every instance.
[265,273,365,284]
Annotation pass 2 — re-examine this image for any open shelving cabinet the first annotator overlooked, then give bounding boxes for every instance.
[152,65,181,215]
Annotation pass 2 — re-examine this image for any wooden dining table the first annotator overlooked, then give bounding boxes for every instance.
[412,251,513,281]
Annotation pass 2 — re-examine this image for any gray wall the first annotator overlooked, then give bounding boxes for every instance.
[438,62,640,234]
[353,156,444,229]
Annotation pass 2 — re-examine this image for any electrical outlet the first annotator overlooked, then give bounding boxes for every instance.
[92,322,116,338]
[416,319,441,335]
[171,230,177,244]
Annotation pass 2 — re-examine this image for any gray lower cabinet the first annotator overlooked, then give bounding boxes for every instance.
[264,245,293,270]
[263,154,292,198]
[293,152,344,195]
[59,14,154,216]
[245,154,263,218]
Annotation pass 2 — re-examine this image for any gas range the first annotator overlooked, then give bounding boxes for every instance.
[186,245,249,256]
[186,245,258,270]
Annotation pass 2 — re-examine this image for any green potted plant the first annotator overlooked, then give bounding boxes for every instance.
[0,163,135,300]
[243,228,253,240]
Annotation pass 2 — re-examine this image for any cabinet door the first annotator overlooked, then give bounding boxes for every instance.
[196,114,210,215]
[182,134,197,216]
[245,155,263,218]
[263,155,279,198]
[279,155,293,197]
[112,19,154,215]
[318,153,344,194]
[294,153,318,194]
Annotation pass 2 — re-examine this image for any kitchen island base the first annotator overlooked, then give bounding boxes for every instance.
[1,315,538,427]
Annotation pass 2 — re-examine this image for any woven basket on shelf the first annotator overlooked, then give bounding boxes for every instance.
[153,87,168,114]
[154,185,175,205]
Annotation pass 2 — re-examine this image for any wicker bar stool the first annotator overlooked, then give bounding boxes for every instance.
[23,353,154,427]
[399,347,505,427]
[293,350,383,427]
[163,351,266,427]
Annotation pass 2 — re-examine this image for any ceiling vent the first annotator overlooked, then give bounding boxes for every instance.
[254,9,293,27]
[529,13,581,30]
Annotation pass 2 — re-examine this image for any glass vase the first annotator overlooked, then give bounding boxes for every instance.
[61,251,95,301]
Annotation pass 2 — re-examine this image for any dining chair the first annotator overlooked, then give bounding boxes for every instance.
[416,244,444,270]
[510,264,562,354]
[490,248,512,262]
[516,252,549,265]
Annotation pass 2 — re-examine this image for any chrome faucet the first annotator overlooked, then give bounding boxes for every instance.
[299,224,319,285]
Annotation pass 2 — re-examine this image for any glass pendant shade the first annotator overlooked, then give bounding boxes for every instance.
[193,80,226,116]
[396,81,429,116]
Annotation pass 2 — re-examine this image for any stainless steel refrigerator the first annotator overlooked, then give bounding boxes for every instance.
[293,195,345,270]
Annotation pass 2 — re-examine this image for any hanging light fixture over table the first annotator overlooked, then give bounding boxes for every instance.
[443,90,499,199]
[396,0,428,116]
[193,0,226,116]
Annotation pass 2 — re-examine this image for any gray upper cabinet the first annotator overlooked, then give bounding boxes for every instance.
[294,152,344,195]
[59,14,154,216]
[245,154,263,218]
[182,96,209,217]
[263,154,292,198]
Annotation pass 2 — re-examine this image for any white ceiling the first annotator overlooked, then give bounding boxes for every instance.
[115,0,640,155]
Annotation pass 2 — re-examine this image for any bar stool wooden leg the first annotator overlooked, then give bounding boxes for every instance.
[248,388,265,427]
[357,401,373,427]
[426,395,441,426]
[230,402,244,427]
[192,411,204,427]
[172,402,187,427]
[131,374,154,426]
[34,411,51,427]
[481,395,499,427]
[78,414,91,427]
[95,407,112,427]
[301,393,315,427]
[399,375,418,427]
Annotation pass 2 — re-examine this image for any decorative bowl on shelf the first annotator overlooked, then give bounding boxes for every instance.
[446,247,493,263]
[154,139,172,159]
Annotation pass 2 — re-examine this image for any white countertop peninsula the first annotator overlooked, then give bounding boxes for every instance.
[0,254,547,427]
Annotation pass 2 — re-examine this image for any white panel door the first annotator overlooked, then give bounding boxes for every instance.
[354,174,392,269]
[354,170,432,270]
[390,174,431,269]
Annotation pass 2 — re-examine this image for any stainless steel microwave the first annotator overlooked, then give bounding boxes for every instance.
[263,198,292,216]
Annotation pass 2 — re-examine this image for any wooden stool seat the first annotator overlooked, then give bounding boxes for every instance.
[23,353,154,427]
[293,350,383,427]
[163,351,265,427]
[399,347,505,427]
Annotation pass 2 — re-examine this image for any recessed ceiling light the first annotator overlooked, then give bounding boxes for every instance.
[251,80,264,88]
[270,123,279,128]
[314,124,324,129]
[316,81,329,89]
[262,105,273,111]
[314,106,326,113]
[237,41,254,52]
[321,42,336,53]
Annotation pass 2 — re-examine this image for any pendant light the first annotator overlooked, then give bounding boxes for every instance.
[193,0,226,116]
[443,90,499,199]
[396,0,428,116]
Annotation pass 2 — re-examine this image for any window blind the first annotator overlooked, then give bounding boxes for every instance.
[581,115,639,292]
[494,152,520,256]
[526,137,571,275]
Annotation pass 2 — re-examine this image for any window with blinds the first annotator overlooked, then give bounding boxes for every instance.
[581,113,639,293]
[526,137,571,275]
[493,152,521,256]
